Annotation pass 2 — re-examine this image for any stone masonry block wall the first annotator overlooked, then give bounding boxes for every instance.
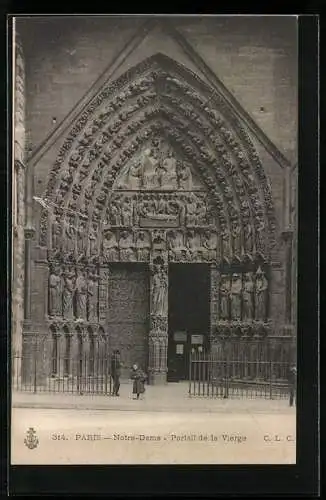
[18,16,297,215]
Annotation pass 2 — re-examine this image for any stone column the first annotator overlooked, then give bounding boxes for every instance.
[98,266,110,326]
[148,263,169,385]
[70,332,80,378]
[83,333,91,380]
[57,333,66,378]
[209,264,219,351]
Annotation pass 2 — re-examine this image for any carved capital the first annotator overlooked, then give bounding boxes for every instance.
[150,315,168,333]
[24,227,36,240]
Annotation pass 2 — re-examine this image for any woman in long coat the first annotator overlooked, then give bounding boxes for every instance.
[130,364,146,400]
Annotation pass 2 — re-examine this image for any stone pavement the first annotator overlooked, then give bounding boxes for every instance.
[12,381,294,414]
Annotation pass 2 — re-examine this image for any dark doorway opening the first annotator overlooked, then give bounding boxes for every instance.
[167,263,210,382]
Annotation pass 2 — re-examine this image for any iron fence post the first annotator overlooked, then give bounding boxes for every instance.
[33,349,37,394]
[188,349,192,396]
[269,359,273,399]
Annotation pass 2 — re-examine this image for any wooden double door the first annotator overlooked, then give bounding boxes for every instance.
[107,263,150,378]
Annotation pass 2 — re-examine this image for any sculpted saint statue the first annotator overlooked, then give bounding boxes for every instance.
[230,273,242,320]
[136,231,151,261]
[75,270,87,320]
[178,162,192,191]
[77,219,87,257]
[203,231,218,261]
[119,230,136,261]
[127,161,142,190]
[231,219,242,256]
[103,230,119,262]
[220,221,231,261]
[151,266,168,317]
[186,230,201,260]
[219,274,231,320]
[87,272,98,322]
[154,196,167,215]
[255,266,268,321]
[63,268,75,319]
[142,149,159,190]
[244,221,254,254]
[160,150,178,190]
[49,267,62,317]
[255,218,265,252]
[88,224,98,258]
[168,230,186,262]
[110,200,122,226]
[121,197,133,226]
[186,195,197,226]
[195,198,207,225]
[242,272,254,320]
[64,218,76,254]
[51,216,62,250]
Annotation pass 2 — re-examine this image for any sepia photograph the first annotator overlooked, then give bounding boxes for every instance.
[11,14,298,466]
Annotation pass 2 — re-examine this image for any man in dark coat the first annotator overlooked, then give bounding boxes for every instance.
[111,350,121,396]
[288,365,297,407]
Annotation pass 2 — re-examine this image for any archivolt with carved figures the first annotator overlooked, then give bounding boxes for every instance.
[38,54,277,268]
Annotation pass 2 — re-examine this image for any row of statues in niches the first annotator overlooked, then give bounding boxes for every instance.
[48,263,269,323]
[217,266,268,322]
[48,266,99,322]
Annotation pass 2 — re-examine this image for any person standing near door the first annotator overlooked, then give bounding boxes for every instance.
[111,350,121,396]
[130,363,146,400]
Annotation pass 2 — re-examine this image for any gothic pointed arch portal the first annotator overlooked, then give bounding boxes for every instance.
[42,53,277,384]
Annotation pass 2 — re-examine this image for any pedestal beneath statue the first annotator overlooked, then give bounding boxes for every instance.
[149,371,167,385]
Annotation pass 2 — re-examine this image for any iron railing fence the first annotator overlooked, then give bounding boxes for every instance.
[12,351,114,395]
[189,345,294,399]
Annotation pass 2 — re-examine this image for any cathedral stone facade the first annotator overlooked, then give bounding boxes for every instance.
[12,17,297,385]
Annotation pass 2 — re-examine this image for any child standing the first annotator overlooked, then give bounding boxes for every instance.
[130,364,146,400]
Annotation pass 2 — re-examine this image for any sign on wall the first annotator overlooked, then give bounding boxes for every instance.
[191,334,203,345]
[173,331,187,342]
[176,344,184,355]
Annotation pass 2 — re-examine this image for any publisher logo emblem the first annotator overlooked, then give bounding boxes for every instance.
[24,427,39,450]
